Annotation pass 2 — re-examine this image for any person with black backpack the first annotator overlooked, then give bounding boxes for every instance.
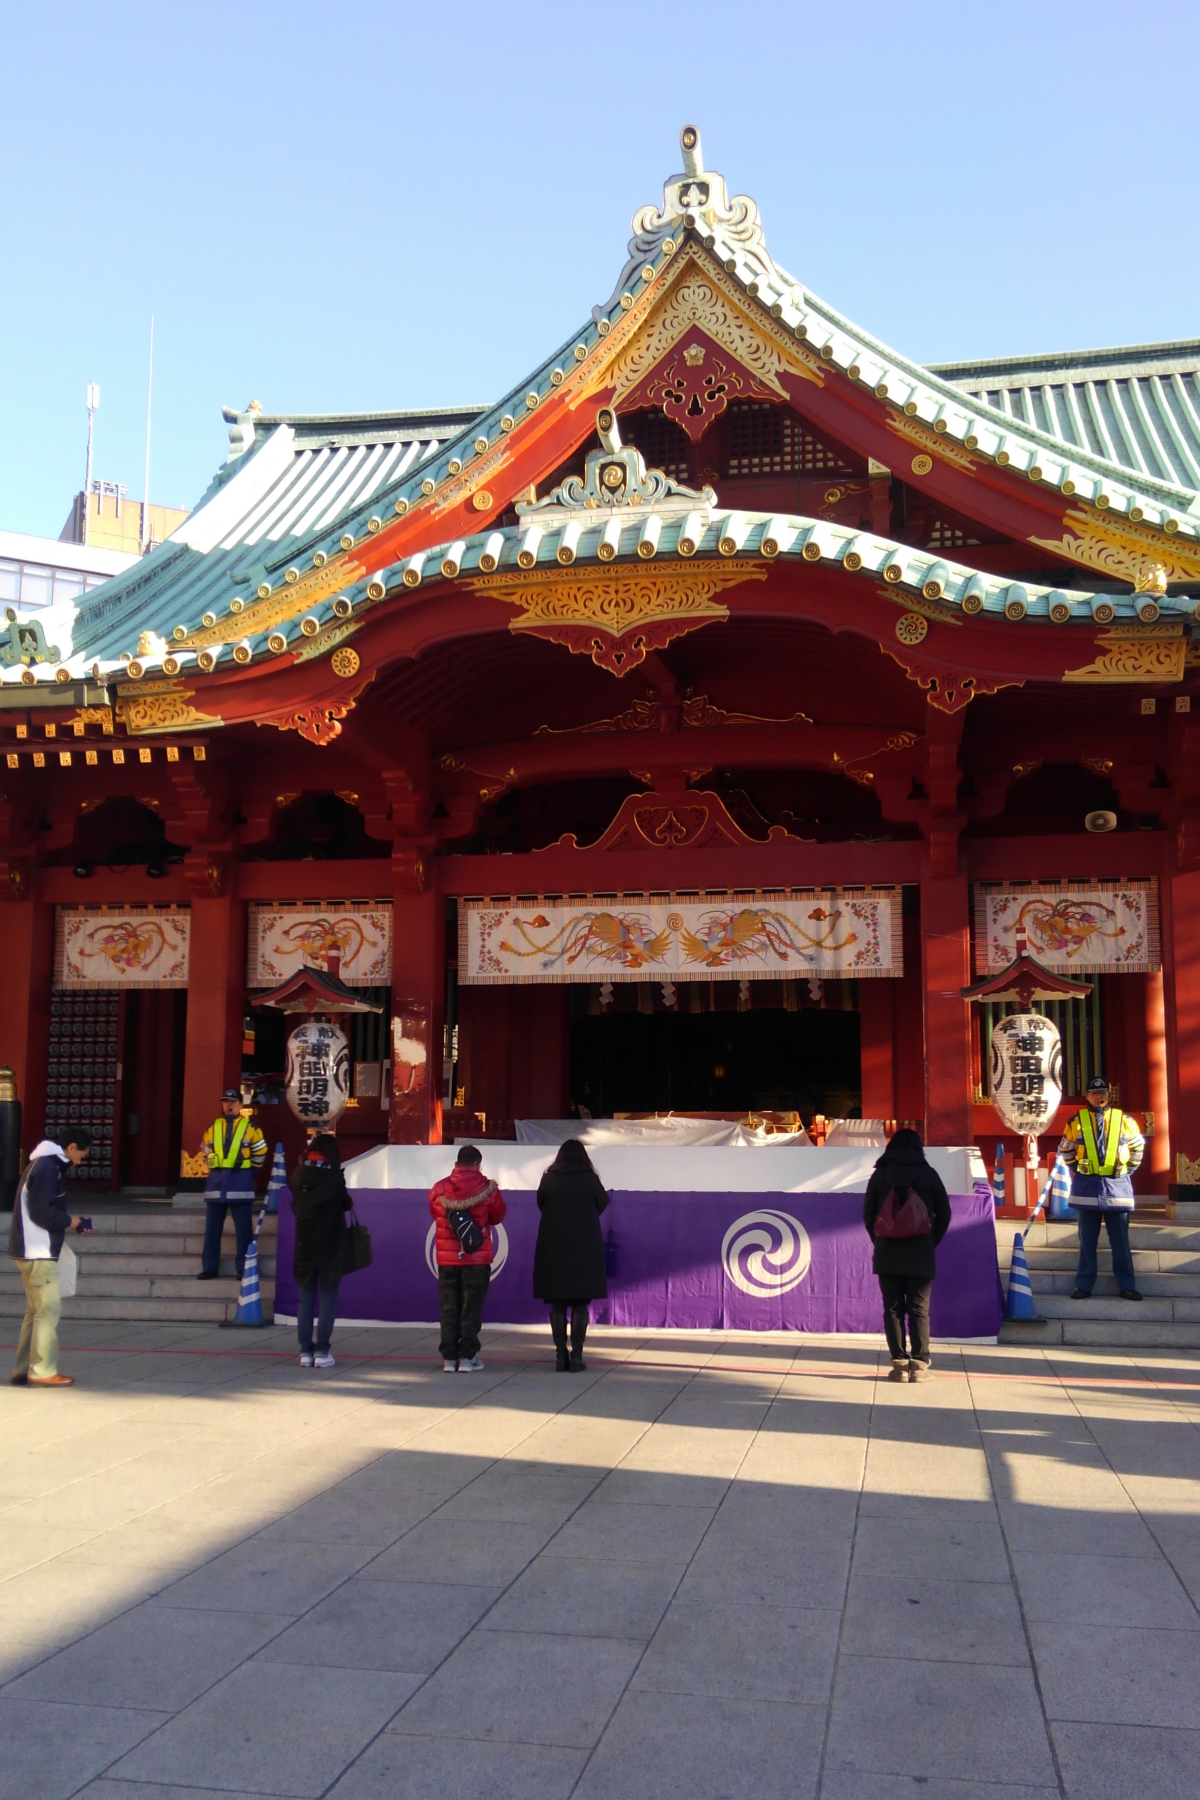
[428,1144,507,1373]
[863,1128,951,1383]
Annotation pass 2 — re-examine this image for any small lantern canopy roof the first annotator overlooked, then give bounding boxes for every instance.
[253,958,383,1015]
[961,954,1092,1008]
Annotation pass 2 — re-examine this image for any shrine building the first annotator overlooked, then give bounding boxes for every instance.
[3,125,1200,1201]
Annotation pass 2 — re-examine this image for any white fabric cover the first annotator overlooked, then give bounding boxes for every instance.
[345,1142,988,1198]
[822,1119,893,1148]
[514,1117,810,1149]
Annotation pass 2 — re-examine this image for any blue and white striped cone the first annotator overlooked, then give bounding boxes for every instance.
[991,1143,1006,1211]
[1003,1232,1042,1323]
[265,1142,287,1214]
[1046,1157,1076,1222]
[231,1237,264,1326]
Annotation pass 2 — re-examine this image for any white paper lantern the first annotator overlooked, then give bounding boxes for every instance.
[285,1020,350,1127]
[990,1012,1062,1137]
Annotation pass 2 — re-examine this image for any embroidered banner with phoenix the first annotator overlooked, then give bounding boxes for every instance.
[247,902,392,987]
[974,881,1160,975]
[459,891,900,984]
[54,907,190,989]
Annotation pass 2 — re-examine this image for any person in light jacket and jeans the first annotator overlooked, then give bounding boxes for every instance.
[863,1128,951,1383]
[428,1145,507,1373]
[8,1128,91,1387]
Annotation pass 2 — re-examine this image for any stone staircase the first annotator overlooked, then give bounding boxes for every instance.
[0,1199,277,1326]
[997,1202,1200,1348]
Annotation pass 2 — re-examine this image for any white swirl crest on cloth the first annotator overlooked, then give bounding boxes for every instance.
[424,1222,508,1279]
[721,1209,811,1297]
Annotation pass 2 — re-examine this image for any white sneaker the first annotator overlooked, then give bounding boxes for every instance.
[459,1355,484,1372]
[443,1359,459,1373]
[314,1352,335,1369]
[299,1353,314,1368]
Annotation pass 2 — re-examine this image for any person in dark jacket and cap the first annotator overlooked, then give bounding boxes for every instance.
[289,1134,352,1370]
[533,1139,610,1371]
[863,1128,951,1383]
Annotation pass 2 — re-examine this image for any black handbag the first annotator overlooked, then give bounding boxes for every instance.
[337,1204,373,1275]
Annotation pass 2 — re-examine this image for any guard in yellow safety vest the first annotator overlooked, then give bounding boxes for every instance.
[197,1088,268,1282]
[1057,1075,1145,1303]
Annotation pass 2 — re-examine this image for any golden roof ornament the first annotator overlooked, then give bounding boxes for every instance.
[594,124,784,318]
[515,408,714,519]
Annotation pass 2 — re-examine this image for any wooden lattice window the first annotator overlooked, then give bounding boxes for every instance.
[620,412,692,481]
[927,516,981,550]
[724,402,854,476]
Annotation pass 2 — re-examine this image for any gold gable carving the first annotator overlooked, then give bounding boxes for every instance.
[1062,632,1187,685]
[115,686,222,734]
[605,260,824,410]
[1029,510,1200,588]
[468,560,767,676]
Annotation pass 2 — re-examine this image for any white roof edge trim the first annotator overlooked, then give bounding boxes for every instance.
[168,426,297,555]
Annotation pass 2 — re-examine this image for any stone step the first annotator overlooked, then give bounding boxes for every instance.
[0,1292,265,1325]
[1012,1221,1200,1250]
[1025,1292,1200,1321]
[1025,1249,1200,1274]
[1000,1317,1200,1347]
[0,1261,275,1293]
[1030,1272,1200,1300]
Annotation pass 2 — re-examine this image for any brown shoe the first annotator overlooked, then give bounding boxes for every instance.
[10,1372,28,1385]
[28,1373,74,1387]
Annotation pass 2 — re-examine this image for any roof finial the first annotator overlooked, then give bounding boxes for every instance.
[593,127,781,319]
[680,124,702,178]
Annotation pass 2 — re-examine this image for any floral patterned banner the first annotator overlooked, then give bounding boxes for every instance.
[55,907,190,989]
[459,891,900,985]
[247,902,391,988]
[974,881,1160,975]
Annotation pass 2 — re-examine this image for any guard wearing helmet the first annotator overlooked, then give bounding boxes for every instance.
[197,1088,267,1281]
[1058,1075,1145,1302]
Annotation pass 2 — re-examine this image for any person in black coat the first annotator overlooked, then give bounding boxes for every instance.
[533,1139,609,1371]
[289,1135,351,1370]
[863,1128,951,1383]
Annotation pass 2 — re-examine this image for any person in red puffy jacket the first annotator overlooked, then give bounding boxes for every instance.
[428,1144,507,1373]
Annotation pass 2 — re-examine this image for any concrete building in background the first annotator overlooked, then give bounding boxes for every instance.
[59,481,190,555]
[0,527,137,613]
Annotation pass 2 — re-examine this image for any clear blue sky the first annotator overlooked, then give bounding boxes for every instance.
[2,0,1196,538]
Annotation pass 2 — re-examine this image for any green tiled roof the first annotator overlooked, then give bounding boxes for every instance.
[10,128,1198,691]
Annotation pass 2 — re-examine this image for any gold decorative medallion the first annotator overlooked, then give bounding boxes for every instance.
[331,646,361,678]
[895,612,929,645]
[910,454,933,477]
[886,411,977,474]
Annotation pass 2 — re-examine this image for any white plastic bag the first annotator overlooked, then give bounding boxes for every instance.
[57,1241,78,1299]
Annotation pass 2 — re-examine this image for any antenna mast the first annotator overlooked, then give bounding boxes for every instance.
[83,382,99,547]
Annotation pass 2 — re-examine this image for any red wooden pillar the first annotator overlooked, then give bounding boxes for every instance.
[0,877,54,1153]
[893,908,925,1123]
[179,889,245,1171]
[858,978,895,1119]
[1145,967,1171,1189]
[389,849,444,1144]
[1166,869,1200,1180]
[920,871,974,1145]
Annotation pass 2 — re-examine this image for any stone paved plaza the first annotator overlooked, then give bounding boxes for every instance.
[4,1322,1200,1800]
